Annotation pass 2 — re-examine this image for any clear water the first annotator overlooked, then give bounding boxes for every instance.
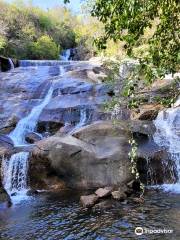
[0,190,179,239]
[153,101,180,193]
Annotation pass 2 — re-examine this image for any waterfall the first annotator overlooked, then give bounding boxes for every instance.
[60,49,71,61]
[76,108,87,129]
[8,58,14,70]
[9,87,54,146]
[19,60,90,67]
[2,86,54,202]
[2,152,29,194]
[19,60,71,67]
[70,108,88,134]
[153,99,180,193]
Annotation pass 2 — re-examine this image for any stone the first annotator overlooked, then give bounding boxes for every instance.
[0,168,11,204]
[151,78,178,93]
[111,191,127,201]
[0,56,13,71]
[93,200,114,211]
[25,132,42,144]
[28,149,67,190]
[130,120,156,137]
[131,104,163,120]
[87,69,107,83]
[0,186,11,205]
[95,187,112,198]
[137,138,177,185]
[26,189,38,196]
[126,180,140,192]
[56,123,73,136]
[38,79,110,132]
[72,120,130,141]
[30,121,133,190]
[127,180,135,189]
[0,134,14,146]
[80,194,99,208]
[0,135,14,157]
[37,121,64,135]
[0,61,111,138]
[132,197,145,204]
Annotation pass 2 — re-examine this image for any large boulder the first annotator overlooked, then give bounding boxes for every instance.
[30,121,132,190]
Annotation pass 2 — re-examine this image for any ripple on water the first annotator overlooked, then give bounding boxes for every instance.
[0,190,180,240]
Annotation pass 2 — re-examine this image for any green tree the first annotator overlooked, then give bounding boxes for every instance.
[91,0,179,78]
[29,35,60,60]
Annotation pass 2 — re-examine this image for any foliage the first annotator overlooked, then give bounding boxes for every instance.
[154,77,180,107]
[28,35,60,60]
[92,0,180,79]
[0,1,77,59]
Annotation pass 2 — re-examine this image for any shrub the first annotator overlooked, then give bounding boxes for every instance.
[29,35,60,60]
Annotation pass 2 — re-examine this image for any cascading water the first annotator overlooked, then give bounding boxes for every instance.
[60,49,71,61]
[2,80,55,202]
[1,64,68,203]
[8,58,14,70]
[9,87,54,146]
[153,99,180,193]
[70,108,89,134]
[2,152,29,196]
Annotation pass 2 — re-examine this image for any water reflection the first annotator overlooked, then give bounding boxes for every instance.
[0,190,180,239]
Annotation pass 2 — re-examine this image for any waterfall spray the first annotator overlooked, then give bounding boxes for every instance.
[153,99,180,193]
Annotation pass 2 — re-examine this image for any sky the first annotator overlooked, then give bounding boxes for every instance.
[5,0,82,12]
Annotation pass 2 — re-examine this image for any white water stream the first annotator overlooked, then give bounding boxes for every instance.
[60,49,71,61]
[8,58,15,70]
[153,98,180,193]
[2,86,53,202]
[9,87,54,146]
[70,108,88,134]
[0,61,69,203]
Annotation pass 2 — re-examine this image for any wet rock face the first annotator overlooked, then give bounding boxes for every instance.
[30,121,133,190]
[0,68,52,134]
[0,64,111,136]
[25,132,42,144]
[38,79,111,134]
[0,137,13,205]
[0,135,14,157]
[0,182,11,205]
[131,104,163,121]
[0,56,12,72]
[28,150,66,190]
[136,138,178,185]
[37,121,64,135]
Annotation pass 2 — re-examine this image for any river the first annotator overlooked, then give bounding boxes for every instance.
[0,189,180,239]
